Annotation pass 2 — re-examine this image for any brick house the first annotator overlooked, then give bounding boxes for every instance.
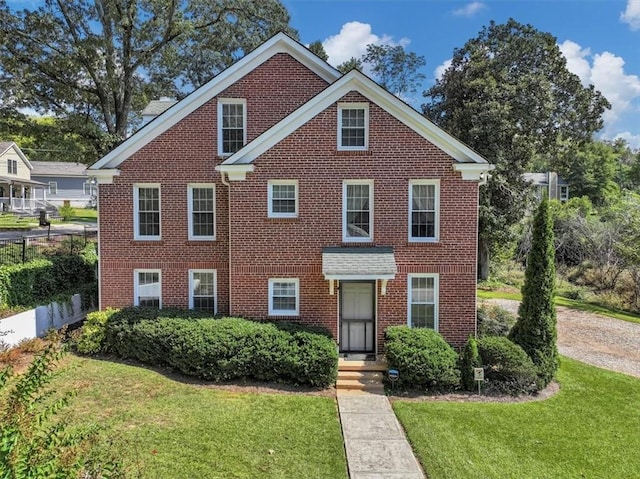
[88,33,492,354]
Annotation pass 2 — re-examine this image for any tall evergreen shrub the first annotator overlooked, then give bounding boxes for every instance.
[509,197,558,387]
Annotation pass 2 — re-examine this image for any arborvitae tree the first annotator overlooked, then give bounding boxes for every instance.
[460,335,481,391]
[509,197,558,387]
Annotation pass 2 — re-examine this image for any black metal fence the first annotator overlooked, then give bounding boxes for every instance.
[0,229,98,265]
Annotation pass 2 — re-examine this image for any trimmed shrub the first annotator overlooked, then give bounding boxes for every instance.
[385,326,460,391]
[460,335,481,390]
[477,336,538,395]
[91,308,338,388]
[71,308,119,355]
[477,304,516,337]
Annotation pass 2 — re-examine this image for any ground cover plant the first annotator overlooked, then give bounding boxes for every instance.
[393,358,640,479]
[51,355,347,478]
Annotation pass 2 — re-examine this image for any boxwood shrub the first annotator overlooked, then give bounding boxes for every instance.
[476,336,538,395]
[74,307,338,388]
[384,326,460,391]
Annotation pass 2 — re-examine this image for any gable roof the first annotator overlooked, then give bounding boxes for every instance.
[0,142,33,170]
[141,98,178,117]
[31,161,88,177]
[89,33,340,171]
[219,69,489,167]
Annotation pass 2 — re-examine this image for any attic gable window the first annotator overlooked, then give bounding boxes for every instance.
[7,159,17,175]
[338,103,368,151]
[218,99,246,156]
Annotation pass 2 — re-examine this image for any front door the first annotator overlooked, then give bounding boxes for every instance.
[340,281,375,353]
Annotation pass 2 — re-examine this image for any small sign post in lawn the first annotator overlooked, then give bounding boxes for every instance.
[474,367,485,395]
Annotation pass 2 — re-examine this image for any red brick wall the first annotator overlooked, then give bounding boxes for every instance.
[227,92,478,349]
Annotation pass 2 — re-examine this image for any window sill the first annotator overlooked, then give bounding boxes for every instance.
[266,216,299,222]
[186,239,217,245]
[336,150,372,156]
[131,240,164,245]
[406,240,441,247]
[268,313,299,318]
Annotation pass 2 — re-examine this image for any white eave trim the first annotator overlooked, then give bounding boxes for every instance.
[222,70,491,167]
[323,273,396,281]
[88,169,120,184]
[453,163,495,181]
[215,164,254,181]
[90,33,340,171]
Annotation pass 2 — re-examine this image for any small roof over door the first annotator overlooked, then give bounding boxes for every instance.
[322,247,397,281]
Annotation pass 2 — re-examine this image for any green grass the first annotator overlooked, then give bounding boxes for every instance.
[477,289,640,324]
[394,358,640,479]
[53,356,347,478]
[0,213,37,229]
[68,207,97,221]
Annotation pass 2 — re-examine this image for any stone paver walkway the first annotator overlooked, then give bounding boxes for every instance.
[337,391,425,479]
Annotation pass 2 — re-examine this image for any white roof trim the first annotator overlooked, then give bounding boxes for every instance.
[222,70,490,166]
[453,163,495,181]
[0,142,33,170]
[215,164,254,181]
[89,169,120,185]
[89,33,340,171]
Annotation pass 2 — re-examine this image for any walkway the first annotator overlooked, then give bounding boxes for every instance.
[337,391,425,479]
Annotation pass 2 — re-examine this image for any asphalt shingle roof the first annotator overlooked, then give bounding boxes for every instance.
[322,247,397,278]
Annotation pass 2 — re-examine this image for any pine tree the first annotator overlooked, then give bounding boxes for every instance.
[509,197,558,387]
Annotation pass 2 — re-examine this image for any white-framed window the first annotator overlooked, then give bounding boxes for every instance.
[408,274,439,330]
[268,278,299,316]
[559,185,569,201]
[133,184,161,240]
[268,180,298,218]
[338,103,368,150]
[7,159,17,175]
[409,180,440,242]
[218,98,246,155]
[134,269,161,308]
[189,269,217,314]
[48,182,58,195]
[188,184,215,240]
[343,180,373,242]
[83,182,90,195]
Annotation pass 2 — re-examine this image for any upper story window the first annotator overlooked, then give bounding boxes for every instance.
[134,269,161,308]
[409,180,440,242]
[218,99,246,156]
[188,184,215,241]
[408,274,439,330]
[7,159,17,175]
[268,180,298,218]
[343,180,373,242]
[134,184,161,240]
[338,103,368,151]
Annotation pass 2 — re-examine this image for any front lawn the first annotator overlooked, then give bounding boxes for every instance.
[53,355,347,478]
[393,357,640,479]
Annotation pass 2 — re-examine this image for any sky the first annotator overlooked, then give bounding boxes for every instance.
[282,0,640,149]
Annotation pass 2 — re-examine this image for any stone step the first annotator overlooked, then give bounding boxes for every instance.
[338,359,388,372]
[336,378,385,392]
[337,370,385,381]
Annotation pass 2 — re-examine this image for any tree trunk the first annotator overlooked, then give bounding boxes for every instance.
[478,235,490,280]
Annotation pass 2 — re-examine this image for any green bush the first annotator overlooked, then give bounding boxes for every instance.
[58,204,74,221]
[477,336,538,395]
[94,308,338,388]
[384,326,460,391]
[460,335,481,390]
[71,308,118,354]
[477,304,516,337]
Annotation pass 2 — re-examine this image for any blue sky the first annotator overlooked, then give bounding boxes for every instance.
[283,0,640,149]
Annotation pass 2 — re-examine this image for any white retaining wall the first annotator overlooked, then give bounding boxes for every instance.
[0,294,86,347]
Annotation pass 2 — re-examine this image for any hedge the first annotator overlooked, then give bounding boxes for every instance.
[476,336,539,395]
[384,326,460,391]
[74,307,338,388]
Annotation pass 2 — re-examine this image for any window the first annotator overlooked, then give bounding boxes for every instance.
[338,103,368,150]
[189,270,217,313]
[559,185,569,201]
[343,180,373,242]
[409,180,439,242]
[134,184,160,240]
[7,159,17,175]
[48,182,58,195]
[188,184,215,240]
[408,274,438,330]
[218,99,246,155]
[268,180,298,218]
[134,270,161,308]
[268,278,299,316]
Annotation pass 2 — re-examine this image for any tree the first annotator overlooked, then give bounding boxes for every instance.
[0,0,296,160]
[423,19,610,279]
[337,57,363,74]
[362,44,426,97]
[308,40,328,62]
[509,197,558,388]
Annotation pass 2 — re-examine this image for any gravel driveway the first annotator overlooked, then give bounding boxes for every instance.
[483,299,640,379]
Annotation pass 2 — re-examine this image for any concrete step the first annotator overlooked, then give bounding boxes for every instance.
[336,378,385,392]
[337,370,385,381]
[338,359,388,372]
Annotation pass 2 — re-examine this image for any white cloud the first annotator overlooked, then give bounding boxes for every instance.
[621,0,640,30]
[614,131,640,150]
[559,40,640,143]
[322,22,408,67]
[434,59,452,80]
[452,2,486,17]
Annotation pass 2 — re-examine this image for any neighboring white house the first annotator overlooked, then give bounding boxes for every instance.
[0,142,47,213]
[524,172,569,202]
[30,161,95,208]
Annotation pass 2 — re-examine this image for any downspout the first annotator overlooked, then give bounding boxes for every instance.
[220,171,232,316]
